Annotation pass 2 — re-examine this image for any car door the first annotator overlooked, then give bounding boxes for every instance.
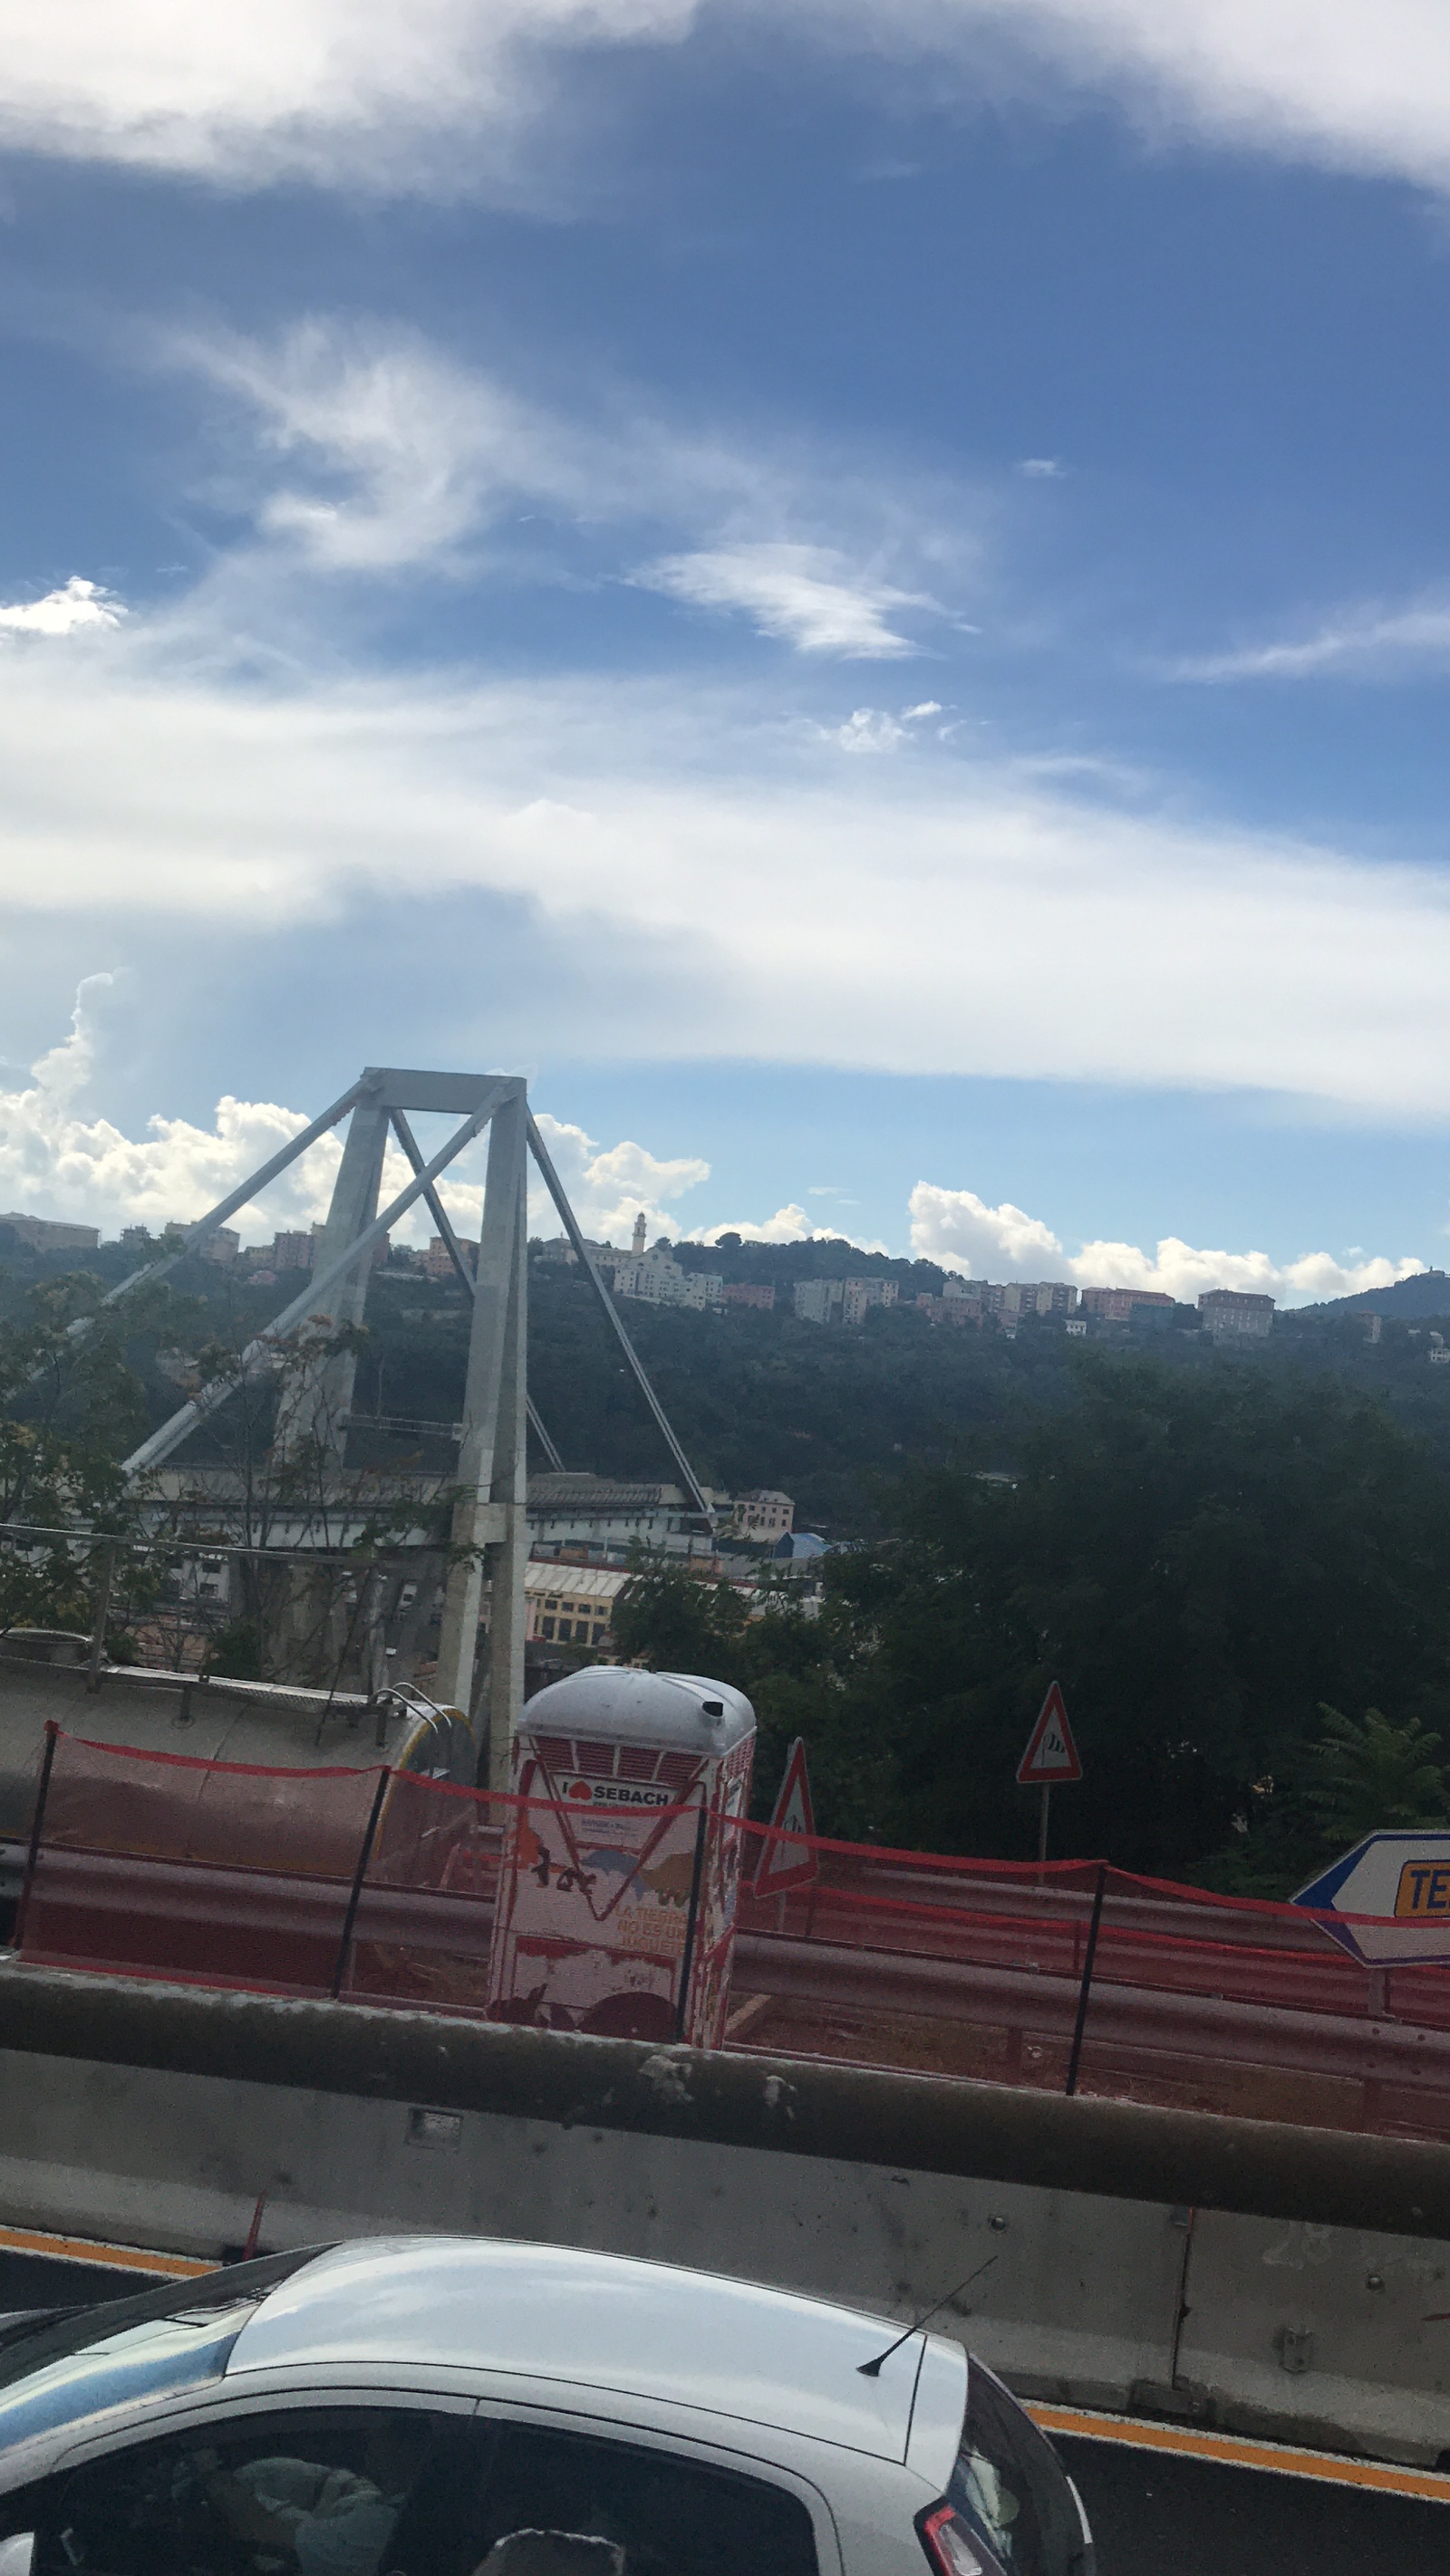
[0,2394,477,2576]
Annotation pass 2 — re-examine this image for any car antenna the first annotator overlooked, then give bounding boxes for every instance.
[856,2256,998,2378]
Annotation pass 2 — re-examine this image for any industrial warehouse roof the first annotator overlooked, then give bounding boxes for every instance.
[527,1475,686,1510]
[526,1563,630,1600]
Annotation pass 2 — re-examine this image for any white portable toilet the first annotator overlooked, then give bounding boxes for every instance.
[486,1665,755,2046]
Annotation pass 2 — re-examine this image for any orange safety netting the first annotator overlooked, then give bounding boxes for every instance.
[14,1727,1450,2137]
[15,1727,383,1993]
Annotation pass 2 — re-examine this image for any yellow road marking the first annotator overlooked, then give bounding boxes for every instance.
[0,2224,215,2281]
[1030,2404,1450,2505]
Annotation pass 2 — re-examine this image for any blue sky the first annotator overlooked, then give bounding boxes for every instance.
[3,3,1450,1298]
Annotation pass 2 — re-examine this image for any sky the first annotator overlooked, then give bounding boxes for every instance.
[3,4,1450,1299]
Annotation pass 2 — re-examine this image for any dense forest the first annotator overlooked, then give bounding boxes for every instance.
[611,1357,1450,1888]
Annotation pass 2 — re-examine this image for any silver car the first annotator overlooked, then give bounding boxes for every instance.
[0,2236,1095,2576]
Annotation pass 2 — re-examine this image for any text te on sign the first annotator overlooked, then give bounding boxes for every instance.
[1396,1862,1450,1920]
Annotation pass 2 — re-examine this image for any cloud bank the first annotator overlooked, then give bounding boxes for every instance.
[5,610,1450,1119]
[908,1180,1426,1304]
[0,999,1427,1307]
[0,2,1447,198]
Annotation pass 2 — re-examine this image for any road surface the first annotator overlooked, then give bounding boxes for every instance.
[1058,2428,1449,2575]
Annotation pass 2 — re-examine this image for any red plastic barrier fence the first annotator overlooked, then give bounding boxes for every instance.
[14,1726,1450,2137]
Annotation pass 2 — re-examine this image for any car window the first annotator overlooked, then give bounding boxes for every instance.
[948,2367,1087,2576]
[465,2421,820,2576]
[17,2404,450,2576]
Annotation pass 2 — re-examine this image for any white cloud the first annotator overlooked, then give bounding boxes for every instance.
[953,0,1450,194]
[909,1179,1427,1305]
[641,545,930,658]
[0,576,123,636]
[520,1112,710,1246]
[167,322,963,638]
[1065,1233,1426,1302]
[1016,458,1064,479]
[909,1182,1071,1279]
[177,319,653,574]
[0,981,346,1240]
[822,700,947,752]
[827,707,908,752]
[689,1205,817,1245]
[1181,595,1450,681]
[0,0,698,189]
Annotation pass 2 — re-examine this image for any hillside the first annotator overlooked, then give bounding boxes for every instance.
[13,1238,1450,1538]
[1307,1269,1450,1319]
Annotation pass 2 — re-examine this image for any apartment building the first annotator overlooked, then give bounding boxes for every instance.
[2,1212,101,1252]
[730,1488,795,1540]
[794,1276,899,1326]
[613,1246,724,1310]
[1198,1289,1275,1341]
[1078,1288,1175,1320]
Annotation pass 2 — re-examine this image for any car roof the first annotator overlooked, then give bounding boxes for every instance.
[227,2236,961,2465]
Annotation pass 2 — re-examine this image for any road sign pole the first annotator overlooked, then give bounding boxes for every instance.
[1018,1683,1082,1876]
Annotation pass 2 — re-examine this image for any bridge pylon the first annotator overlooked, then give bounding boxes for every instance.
[102,1066,712,1787]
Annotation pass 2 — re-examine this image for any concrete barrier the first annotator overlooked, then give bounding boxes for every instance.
[0,1960,1447,2466]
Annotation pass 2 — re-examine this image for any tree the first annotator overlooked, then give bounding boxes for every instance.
[612,1553,900,1840]
[0,1274,168,1638]
[828,1354,1450,1875]
[1202,1705,1450,1898]
[611,1555,749,1687]
[1307,1703,1450,1844]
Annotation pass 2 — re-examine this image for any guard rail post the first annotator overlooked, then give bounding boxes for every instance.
[331,1767,392,2001]
[1065,1862,1107,2098]
[674,1804,710,2040]
[14,1717,60,1952]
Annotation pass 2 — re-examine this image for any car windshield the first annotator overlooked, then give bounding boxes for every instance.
[949,2364,1088,2576]
[0,2249,327,2470]
[0,2306,256,2457]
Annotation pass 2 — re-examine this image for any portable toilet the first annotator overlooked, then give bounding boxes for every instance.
[486,1665,755,2045]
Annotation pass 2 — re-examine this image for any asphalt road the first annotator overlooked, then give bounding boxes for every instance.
[2,2251,1446,2572]
[1059,2435,1449,2576]
[0,2249,156,2311]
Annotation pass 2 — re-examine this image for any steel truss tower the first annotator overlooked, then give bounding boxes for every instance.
[102,1066,711,1786]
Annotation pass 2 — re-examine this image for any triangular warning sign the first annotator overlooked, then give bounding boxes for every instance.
[1016,1682,1083,1785]
[753,1737,819,1896]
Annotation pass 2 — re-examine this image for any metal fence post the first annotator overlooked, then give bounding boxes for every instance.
[14,1720,60,1952]
[330,1767,392,2000]
[86,1542,116,1693]
[1064,1863,1107,2098]
[674,1803,710,2041]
